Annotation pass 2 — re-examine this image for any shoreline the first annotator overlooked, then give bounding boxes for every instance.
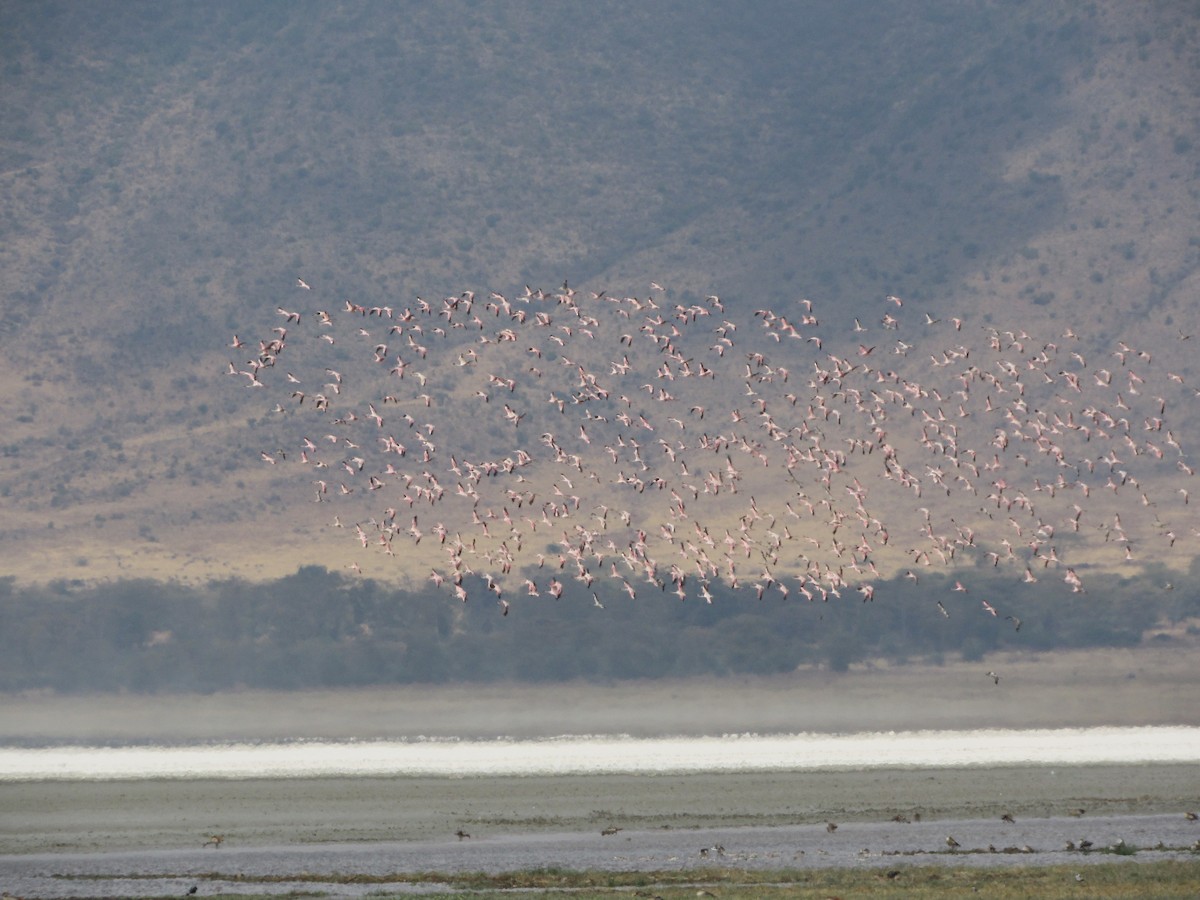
[2,726,1198,781]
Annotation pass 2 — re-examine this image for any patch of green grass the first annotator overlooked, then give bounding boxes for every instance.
[70,859,1200,899]
[441,861,1200,899]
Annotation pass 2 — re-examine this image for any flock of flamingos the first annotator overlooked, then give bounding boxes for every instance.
[228,279,1196,627]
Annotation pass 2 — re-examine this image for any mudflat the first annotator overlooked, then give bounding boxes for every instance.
[4,765,1200,855]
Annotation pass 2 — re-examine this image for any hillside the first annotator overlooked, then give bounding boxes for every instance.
[0,1,1198,589]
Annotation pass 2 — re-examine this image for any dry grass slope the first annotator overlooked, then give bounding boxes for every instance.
[0,2,1196,588]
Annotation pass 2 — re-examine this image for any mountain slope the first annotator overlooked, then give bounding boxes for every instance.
[0,1,1196,586]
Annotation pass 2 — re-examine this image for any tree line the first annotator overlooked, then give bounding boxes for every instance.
[0,560,1195,694]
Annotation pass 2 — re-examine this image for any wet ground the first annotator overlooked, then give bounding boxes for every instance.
[4,764,1200,898]
[3,813,1198,898]
[6,765,1200,855]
